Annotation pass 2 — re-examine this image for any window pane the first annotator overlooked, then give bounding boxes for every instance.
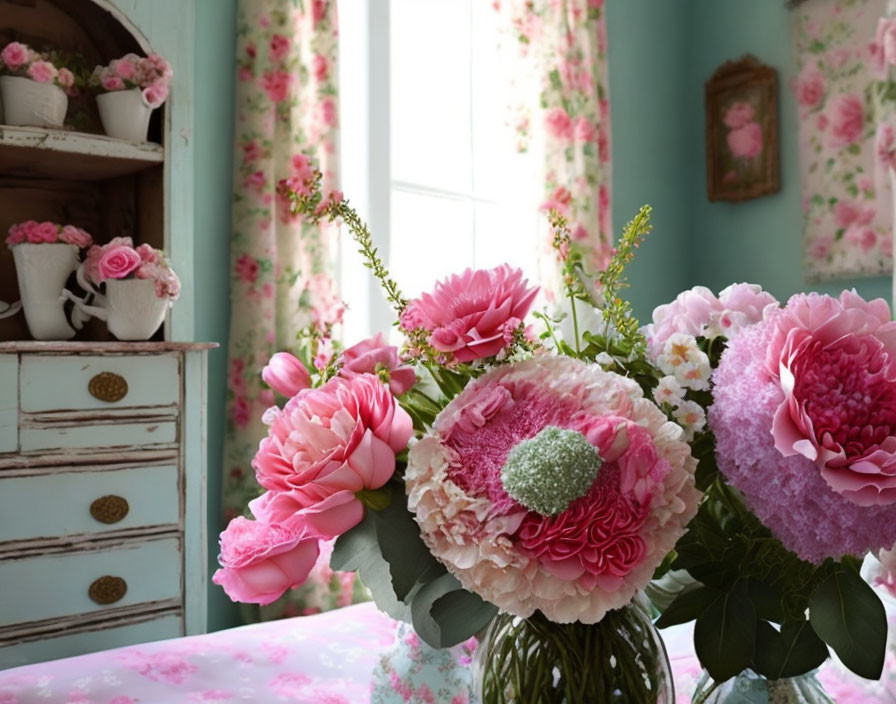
[390,0,472,192]
[473,200,539,284]
[391,189,473,297]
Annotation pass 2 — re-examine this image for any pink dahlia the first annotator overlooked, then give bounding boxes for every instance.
[399,265,538,363]
[710,298,896,563]
[766,291,896,506]
[406,356,699,623]
[252,373,413,536]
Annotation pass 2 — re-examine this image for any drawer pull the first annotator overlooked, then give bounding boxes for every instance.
[87,372,129,403]
[88,576,128,605]
[90,495,130,524]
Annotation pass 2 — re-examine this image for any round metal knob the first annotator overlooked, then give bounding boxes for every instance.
[88,576,128,605]
[87,372,128,403]
[90,495,130,524]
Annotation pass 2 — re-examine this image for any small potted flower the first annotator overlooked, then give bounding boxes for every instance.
[90,53,172,142]
[5,221,93,340]
[67,237,180,340]
[0,42,78,127]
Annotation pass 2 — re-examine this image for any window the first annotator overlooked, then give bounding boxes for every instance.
[339,0,539,341]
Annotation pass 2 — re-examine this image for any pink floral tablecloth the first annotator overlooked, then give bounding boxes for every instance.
[1,601,894,703]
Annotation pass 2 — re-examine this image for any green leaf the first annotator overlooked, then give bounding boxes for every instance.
[808,569,886,679]
[694,580,757,682]
[753,620,828,680]
[748,579,785,623]
[656,583,721,629]
[410,572,497,648]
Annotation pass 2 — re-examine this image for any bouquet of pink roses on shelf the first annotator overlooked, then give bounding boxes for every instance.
[5,220,92,248]
[0,41,79,94]
[82,237,180,300]
[90,52,172,108]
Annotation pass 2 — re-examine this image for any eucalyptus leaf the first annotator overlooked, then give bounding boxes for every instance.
[410,572,497,648]
[655,583,721,629]
[808,569,886,679]
[694,581,757,682]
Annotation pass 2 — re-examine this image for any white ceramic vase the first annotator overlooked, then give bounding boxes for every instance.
[67,275,169,341]
[12,243,78,340]
[96,88,153,142]
[0,75,67,128]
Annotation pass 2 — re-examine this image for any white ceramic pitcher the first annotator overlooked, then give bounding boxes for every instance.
[12,243,78,340]
[96,88,153,142]
[66,265,169,340]
[0,75,67,128]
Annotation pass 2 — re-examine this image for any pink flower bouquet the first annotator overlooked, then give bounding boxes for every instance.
[216,168,701,702]
[0,41,79,94]
[6,220,93,248]
[83,237,180,300]
[89,53,172,108]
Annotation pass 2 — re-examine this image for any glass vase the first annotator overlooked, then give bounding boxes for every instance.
[473,600,673,704]
[692,669,835,704]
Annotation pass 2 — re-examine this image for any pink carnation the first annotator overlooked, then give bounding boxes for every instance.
[212,516,320,605]
[1,42,29,71]
[252,374,413,538]
[765,291,896,506]
[399,265,538,363]
[338,333,416,396]
[406,356,699,623]
[711,302,896,563]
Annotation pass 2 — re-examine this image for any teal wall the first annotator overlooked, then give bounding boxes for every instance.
[191,0,238,631]
[687,0,890,304]
[606,0,696,321]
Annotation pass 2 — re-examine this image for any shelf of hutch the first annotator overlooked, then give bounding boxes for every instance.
[0,125,163,180]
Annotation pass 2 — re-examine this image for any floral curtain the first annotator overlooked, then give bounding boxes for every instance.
[222,0,350,619]
[495,0,612,300]
[792,0,893,280]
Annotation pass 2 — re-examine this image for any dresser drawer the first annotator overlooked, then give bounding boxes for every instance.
[0,537,182,628]
[0,465,179,544]
[0,355,16,454]
[20,354,180,413]
[20,419,178,453]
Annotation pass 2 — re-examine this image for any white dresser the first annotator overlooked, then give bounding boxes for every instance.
[0,341,210,668]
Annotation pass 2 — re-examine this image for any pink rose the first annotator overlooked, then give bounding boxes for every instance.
[646,286,722,353]
[766,291,896,506]
[795,68,825,109]
[261,70,291,103]
[56,68,75,94]
[544,106,574,140]
[249,489,364,540]
[136,243,157,262]
[101,74,126,91]
[114,57,136,80]
[142,81,168,108]
[59,225,93,248]
[399,265,539,362]
[1,42,29,71]
[212,516,320,605]
[338,333,417,396]
[97,244,142,280]
[27,60,57,84]
[828,93,864,149]
[727,121,762,159]
[262,352,311,397]
[28,221,59,244]
[252,374,413,530]
[723,101,755,128]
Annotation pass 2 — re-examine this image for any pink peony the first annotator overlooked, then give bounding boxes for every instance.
[27,60,56,84]
[711,310,896,562]
[252,374,413,535]
[727,121,763,159]
[97,244,142,280]
[338,333,417,396]
[544,106,574,140]
[828,93,864,148]
[765,291,896,506]
[1,41,29,71]
[262,352,311,397]
[406,356,699,623]
[645,286,722,354]
[723,101,755,129]
[795,68,825,109]
[212,516,320,605]
[59,225,92,248]
[399,265,538,363]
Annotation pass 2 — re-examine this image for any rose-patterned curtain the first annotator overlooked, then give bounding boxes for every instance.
[495,0,612,300]
[222,0,352,619]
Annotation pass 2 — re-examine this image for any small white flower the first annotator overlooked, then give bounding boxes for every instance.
[672,355,712,391]
[705,309,748,340]
[673,400,706,440]
[652,376,685,406]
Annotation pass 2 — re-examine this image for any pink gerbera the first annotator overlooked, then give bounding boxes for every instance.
[406,356,699,623]
[399,265,538,362]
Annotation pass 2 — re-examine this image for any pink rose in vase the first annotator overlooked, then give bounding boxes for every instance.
[1,41,29,71]
[59,225,93,248]
[262,352,311,397]
[828,93,864,148]
[727,121,762,159]
[27,60,57,84]
[97,244,142,280]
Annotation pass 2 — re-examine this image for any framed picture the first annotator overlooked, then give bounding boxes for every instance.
[705,55,780,202]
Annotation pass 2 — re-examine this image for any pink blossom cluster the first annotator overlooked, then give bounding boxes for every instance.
[91,53,172,108]
[710,291,896,563]
[0,41,77,94]
[406,356,700,623]
[5,220,92,248]
[83,237,180,300]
